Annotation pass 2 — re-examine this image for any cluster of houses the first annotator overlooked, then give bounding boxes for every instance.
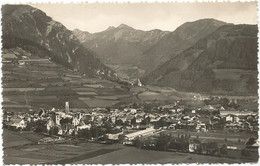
[3,100,258,142]
[3,100,258,161]
[4,104,92,136]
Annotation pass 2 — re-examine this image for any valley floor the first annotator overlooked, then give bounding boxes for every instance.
[3,130,256,164]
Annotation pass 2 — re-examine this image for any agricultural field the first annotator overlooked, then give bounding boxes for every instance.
[1,49,136,111]
[138,91,172,101]
[130,85,200,102]
[3,130,39,148]
[213,69,257,80]
[3,130,249,164]
[2,49,198,112]
[74,145,245,164]
[162,130,256,144]
[3,48,257,112]
[3,130,121,164]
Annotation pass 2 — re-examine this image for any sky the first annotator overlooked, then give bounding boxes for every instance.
[31,2,257,33]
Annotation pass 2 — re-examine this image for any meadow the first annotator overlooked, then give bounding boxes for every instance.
[4,130,250,165]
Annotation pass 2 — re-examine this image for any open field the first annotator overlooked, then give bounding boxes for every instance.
[74,145,248,164]
[4,129,253,164]
[161,130,257,144]
[79,97,119,107]
[3,130,46,148]
[4,49,185,111]
[2,48,258,112]
[2,49,136,111]
[138,91,172,101]
[213,69,257,80]
[3,130,121,164]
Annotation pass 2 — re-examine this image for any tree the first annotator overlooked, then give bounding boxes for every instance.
[115,119,124,126]
[205,142,218,156]
[155,117,166,129]
[241,149,251,157]
[78,129,91,139]
[131,117,136,126]
[146,116,151,124]
[124,121,130,127]
[35,120,47,133]
[26,121,36,130]
[135,138,143,149]
[53,126,59,135]
[141,119,148,125]
[132,103,138,109]
[156,135,171,151]
[220,144,227,156]
[85,129,91,138]
[83,117,91,124]
[144,104,152,113]
[106,107,111,112]
[103,122,113,133]
[60,117,72,126]
[220,98,229,108]
[38,109,44,117]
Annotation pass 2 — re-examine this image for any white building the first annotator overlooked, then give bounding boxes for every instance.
[123,128,156,145]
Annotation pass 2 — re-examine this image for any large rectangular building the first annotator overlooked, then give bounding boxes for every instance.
[123,128,156,145]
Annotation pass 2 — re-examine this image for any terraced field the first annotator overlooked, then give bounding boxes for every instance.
[2,48,204,112]
[2,48,133,112]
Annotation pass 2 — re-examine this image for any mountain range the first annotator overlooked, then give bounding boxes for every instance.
[73,19,227,79]
[142,24,258,95]
[74,20,257,95]
[73,24,169,79]
[2,4,115,79]
[139,19,227,72]
[2,5,258,96]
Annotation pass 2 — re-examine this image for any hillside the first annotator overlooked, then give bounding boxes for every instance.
[142,24,258,95]
[74,19,226,79]
[73,25,169,80]
[73,24,169,64]
[2,48,198,112]
[2,5,115,79]
[1,5,201,112]
[2,48,135,112]
[139,19,227,71]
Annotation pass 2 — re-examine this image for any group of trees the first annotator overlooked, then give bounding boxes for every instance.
[76,125,111,139]
[114,116,152,128]
[135,134,191,151]
[76,120,118,140]
[204,97,240,110]
[32,120,47,133]
[154,117,170,129]
[48,126,59,135]
[28,120,58,135]
[135,133,229,157]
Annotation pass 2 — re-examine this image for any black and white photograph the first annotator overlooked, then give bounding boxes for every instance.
[1,1,259,164]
